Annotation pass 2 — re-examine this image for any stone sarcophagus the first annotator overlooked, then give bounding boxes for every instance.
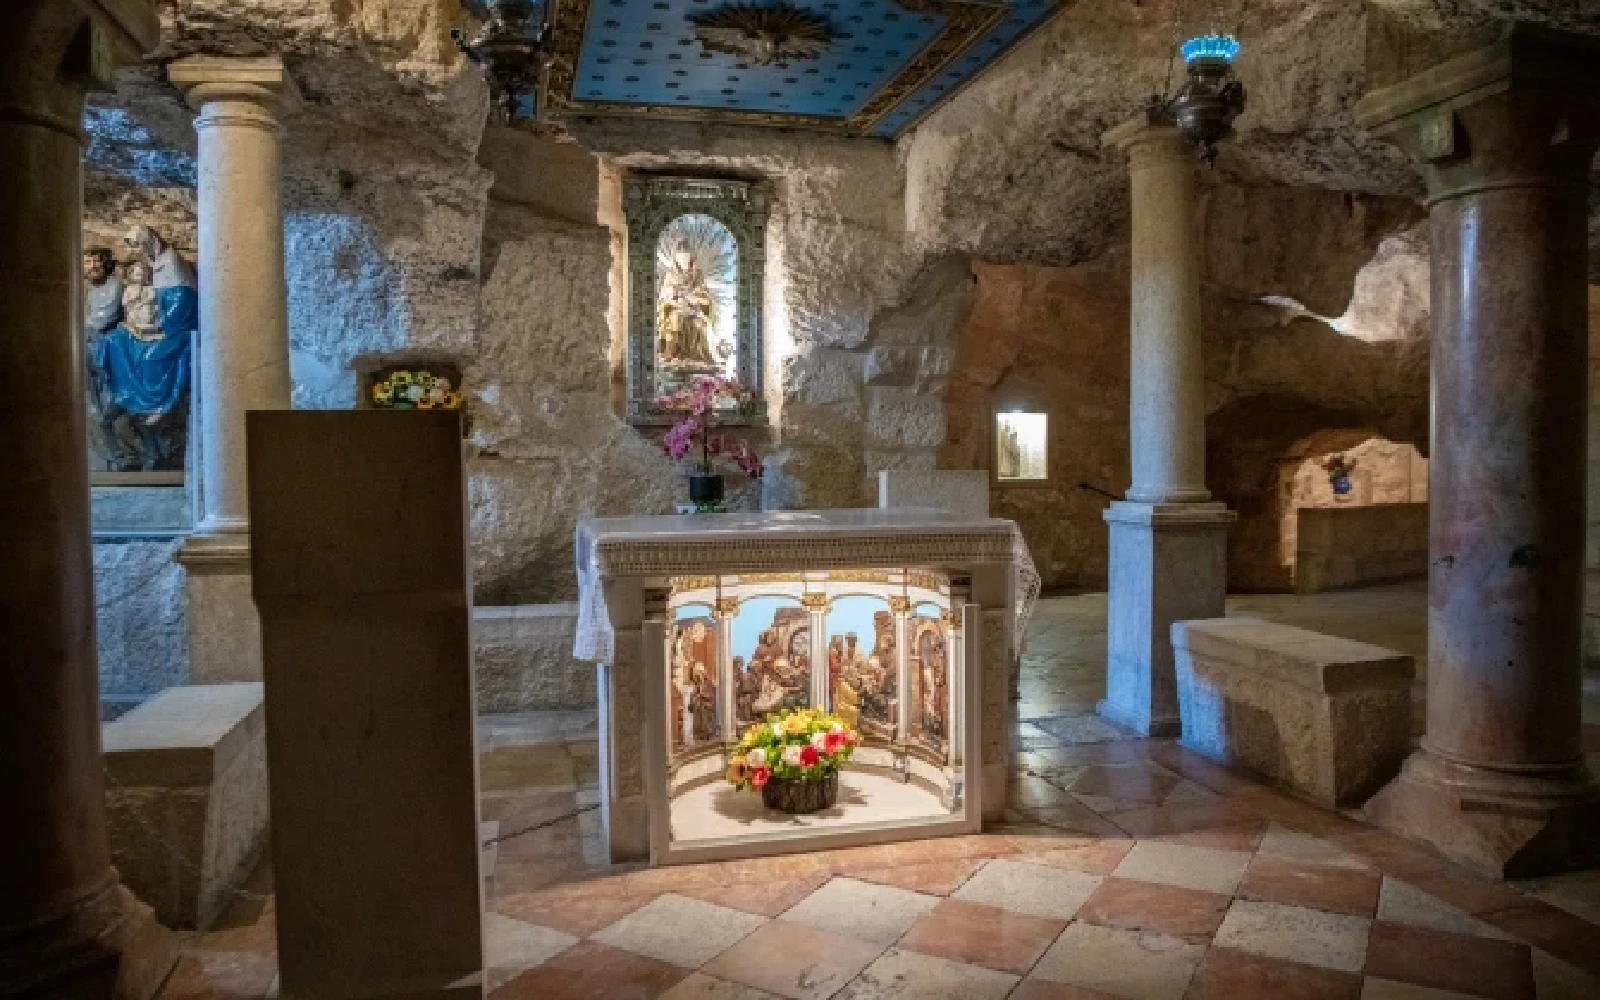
[1172,617,1414,807]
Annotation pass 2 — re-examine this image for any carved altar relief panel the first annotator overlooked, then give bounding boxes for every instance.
[669,604,721,754]
[731,595,809,727]
[827,595,896,742]
[909,602,950,757]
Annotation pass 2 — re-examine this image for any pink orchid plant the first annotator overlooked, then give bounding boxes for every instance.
[658,376,764,479]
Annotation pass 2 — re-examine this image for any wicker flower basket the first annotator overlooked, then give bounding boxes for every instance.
[760,771,840,814]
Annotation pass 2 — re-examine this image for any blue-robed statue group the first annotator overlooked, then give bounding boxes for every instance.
[83,225,197,471]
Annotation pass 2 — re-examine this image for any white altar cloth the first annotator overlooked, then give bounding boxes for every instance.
[573,508,1039,664]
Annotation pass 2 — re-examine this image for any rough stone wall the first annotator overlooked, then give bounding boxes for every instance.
[941,253,1130,591]
[576,122,974,512]
[942,183,1429,593]
[94,539,190,713]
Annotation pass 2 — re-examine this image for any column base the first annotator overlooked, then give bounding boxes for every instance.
[1099,502,1234,738]
[1,883,179,1000]
[1363,748,1600,879]
[175,532,262,684]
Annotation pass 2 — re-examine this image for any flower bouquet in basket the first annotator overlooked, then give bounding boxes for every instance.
[727,707,857,814]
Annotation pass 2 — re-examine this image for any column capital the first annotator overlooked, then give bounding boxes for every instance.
[1102,114,1188,161]
[168,55,299,115]
[800,593,829,611]
[1356,23,1600,204]
[888,595,912,616]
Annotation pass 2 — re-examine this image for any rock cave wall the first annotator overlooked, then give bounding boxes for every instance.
[78,0,1600,704]
[941,180,1431,593]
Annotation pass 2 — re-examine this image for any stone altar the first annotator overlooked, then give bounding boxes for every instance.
[576,509,1019,865]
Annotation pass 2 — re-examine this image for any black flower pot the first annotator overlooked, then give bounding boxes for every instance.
[760,771,840,814]
[688,472,725,505]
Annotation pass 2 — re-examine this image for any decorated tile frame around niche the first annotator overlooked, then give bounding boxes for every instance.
[664,568,962,793]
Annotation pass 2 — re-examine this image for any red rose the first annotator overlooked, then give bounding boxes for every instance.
[800,745,820,768]
[823,731,845,753]
[751,766,771,788]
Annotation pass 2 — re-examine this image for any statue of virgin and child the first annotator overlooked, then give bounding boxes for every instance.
[83,225,198,471]
[657,238,723,368]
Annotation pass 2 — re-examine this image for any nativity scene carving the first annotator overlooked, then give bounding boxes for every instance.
[82,225,197,473]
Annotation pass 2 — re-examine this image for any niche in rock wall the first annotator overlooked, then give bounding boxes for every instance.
[1279,432,1429,594]
[622,176,770,427]
[994,411,1048,483]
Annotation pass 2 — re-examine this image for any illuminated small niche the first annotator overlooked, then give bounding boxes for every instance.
[995,412,1048,482]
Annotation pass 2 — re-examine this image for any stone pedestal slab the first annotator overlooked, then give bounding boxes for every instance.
[1173,618,1414,806]
[102,683,268,931]
[248,411,482,1000]
[1100,502,1233,737]
[1356,23,1600,877]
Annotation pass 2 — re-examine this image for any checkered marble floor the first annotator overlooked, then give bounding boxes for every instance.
[475,741,1600,1000]
[160,586,1600,1000]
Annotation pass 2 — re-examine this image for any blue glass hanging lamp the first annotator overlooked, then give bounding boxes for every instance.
[1146,7,1246,166]
[453,0,549,123]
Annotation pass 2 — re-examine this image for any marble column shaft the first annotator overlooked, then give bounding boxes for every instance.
[1098,116,1233,738]
[168,57,292,684]
[1357,24,1600,876]
[0,2,174,997]
[804,596,829,710]
[1114,120,1209,505]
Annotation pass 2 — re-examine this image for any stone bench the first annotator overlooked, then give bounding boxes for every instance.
[1171,618,1414,806]
[103,682,269,930]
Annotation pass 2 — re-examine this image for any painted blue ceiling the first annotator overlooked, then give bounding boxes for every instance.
[542,0,1063,138]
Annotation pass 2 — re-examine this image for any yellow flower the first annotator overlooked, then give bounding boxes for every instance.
[417,396,436,410]
[372,381,393,404]
[783,715,808,735]
[390,370,414,387]
[727,756,749,785]
[416,371,436,388]
[445,391,463,410]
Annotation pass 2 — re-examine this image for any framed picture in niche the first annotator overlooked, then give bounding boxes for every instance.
[623,176,770,427]
[994,410,1049,484]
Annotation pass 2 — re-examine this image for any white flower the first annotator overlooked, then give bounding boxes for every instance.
[810,732,828,750]
[782,745,803,767]
[830,722,844,733]
[407,384,424,402]
[746,748,766,767]
[771,722,785,737]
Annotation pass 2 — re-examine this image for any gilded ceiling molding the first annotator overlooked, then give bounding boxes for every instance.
[847,0,1008,134]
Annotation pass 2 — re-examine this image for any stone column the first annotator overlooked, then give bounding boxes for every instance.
[1098,116,1234,736]
[1357,24,1600,877]
[803,593,830,709]
[716,597,739,744]
[0,2,176,998]
[890,596,913,746]
[168,57,293,684]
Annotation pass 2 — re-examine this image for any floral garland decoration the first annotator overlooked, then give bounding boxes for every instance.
[727,706,857,790]
[372,369,464,411]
